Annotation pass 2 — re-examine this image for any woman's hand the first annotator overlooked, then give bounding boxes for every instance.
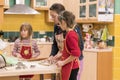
[56,61,65,67]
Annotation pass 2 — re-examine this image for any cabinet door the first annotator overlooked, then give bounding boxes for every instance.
[79,0,87,19]
[89,0,97,2]
[80,51,97,80]
[33,0,47,8]
[79,5,87,18]
[80,0,86,3]
[38,44,52,59]
[89,4,97,18]
[97,52,112,80]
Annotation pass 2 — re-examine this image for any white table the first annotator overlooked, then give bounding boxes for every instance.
[0,61,61,80]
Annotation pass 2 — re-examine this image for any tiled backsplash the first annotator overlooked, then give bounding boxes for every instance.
[3,31,53,39]
[2,31,114,46]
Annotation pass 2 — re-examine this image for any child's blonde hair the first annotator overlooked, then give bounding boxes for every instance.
[20,23,33,40]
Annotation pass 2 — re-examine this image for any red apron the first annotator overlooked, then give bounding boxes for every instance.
[19,42,33,78]
[20,45,32,59]
[61,40,73,80]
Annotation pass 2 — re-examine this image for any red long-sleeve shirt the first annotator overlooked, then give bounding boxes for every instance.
[62,30,81,69]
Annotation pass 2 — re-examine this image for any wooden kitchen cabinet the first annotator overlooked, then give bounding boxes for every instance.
[80,51,97,80]
[46,0,114,23]
[78,0,98,21]
[81,51,112,80]
[0,0,4,24]
[77,0,114,23]
[97,52,112,80]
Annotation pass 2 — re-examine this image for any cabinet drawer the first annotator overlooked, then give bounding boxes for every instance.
[38,44,52,59]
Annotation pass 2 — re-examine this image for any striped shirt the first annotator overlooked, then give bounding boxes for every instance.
[12,38,40,58]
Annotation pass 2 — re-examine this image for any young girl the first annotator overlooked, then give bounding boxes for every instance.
[12,23,40,80]
[56,11,81,80]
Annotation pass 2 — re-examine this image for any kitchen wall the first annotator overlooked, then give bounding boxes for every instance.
[3,11,53,31]
[0,10,54,39]
[0,1,119,79]
[113,0,120,79]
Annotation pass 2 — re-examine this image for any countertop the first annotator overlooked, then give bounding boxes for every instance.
[83,47,113,52]
[7,42,113,52]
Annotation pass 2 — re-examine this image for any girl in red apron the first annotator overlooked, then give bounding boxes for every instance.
[55,11,81,80]
[12,23,40,80]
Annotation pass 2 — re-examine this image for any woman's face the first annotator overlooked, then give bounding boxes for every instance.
[50,10,59,24]
[20,28,29,39]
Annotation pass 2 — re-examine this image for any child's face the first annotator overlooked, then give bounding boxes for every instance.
[58,20,66,31]
[20,29,29,38]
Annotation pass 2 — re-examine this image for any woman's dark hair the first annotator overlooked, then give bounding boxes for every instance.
[58,11,75,28]
[49,3,65,14]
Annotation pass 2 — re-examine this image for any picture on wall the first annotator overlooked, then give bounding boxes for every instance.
[98,0,114,22]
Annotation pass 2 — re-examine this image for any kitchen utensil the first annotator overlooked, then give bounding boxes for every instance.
[0,54,6,68]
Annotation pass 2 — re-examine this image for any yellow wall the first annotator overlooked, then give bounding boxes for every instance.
[1,11,54,31]
[113,14,120,80]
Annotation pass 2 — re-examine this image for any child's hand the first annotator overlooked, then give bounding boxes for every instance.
[53,51,62,60]
[17,54,22,58]
[56,61,64,67]
[48,56,54,61]
[32,52,40,58]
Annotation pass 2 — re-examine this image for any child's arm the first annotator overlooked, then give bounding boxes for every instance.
[53,51,62,60]
[12,40,21,58]
[57,31,81,67]
[32,40,40,58]
[56,55,77,67]
[32,52,40,58]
